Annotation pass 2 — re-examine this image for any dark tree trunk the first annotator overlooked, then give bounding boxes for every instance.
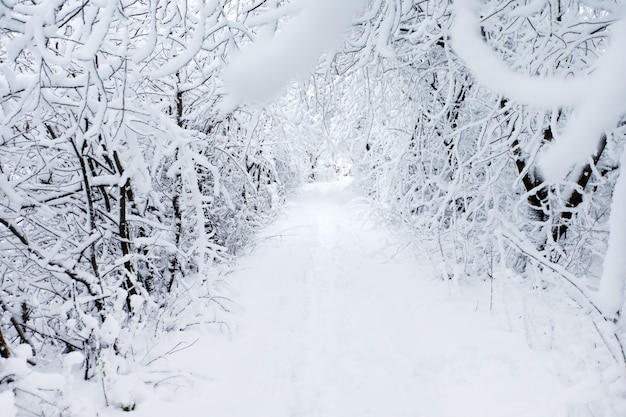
[0,326,10,358]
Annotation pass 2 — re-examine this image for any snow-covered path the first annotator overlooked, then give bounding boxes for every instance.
[128,179,592,417]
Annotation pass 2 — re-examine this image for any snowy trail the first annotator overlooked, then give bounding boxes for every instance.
[128,179,580,417]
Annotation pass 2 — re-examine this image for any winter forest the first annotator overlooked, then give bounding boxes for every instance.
[1,0,626,415]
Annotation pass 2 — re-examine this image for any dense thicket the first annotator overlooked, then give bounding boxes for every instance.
[0,1,305,413]
[335,0,626,363]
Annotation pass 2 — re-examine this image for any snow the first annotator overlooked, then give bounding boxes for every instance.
[596,147,626,317]
[73,2,115,61]
[451,0,626,181]
[150,0,212,78]
[107,375,147,411]
[63,352,85,375]
[223,0,364,104]
[0,390,17,417]
[130,294,145,313]
[450,0,587,109]
[100,316,121,346]
[0,172,25,211]
[540,17,626,181]
[91,178,621,417]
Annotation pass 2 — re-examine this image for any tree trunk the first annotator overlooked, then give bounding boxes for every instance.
[0,326,10,358]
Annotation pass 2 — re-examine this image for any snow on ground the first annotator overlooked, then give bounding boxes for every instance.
[99,178,622,417]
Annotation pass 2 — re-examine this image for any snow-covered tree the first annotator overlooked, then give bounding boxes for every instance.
[324,0,626,360]
[0,0,305,413]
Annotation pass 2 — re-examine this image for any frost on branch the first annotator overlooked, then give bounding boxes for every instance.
[333,0,625,373]
[450,0,626,319]
[0,0,303,414]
